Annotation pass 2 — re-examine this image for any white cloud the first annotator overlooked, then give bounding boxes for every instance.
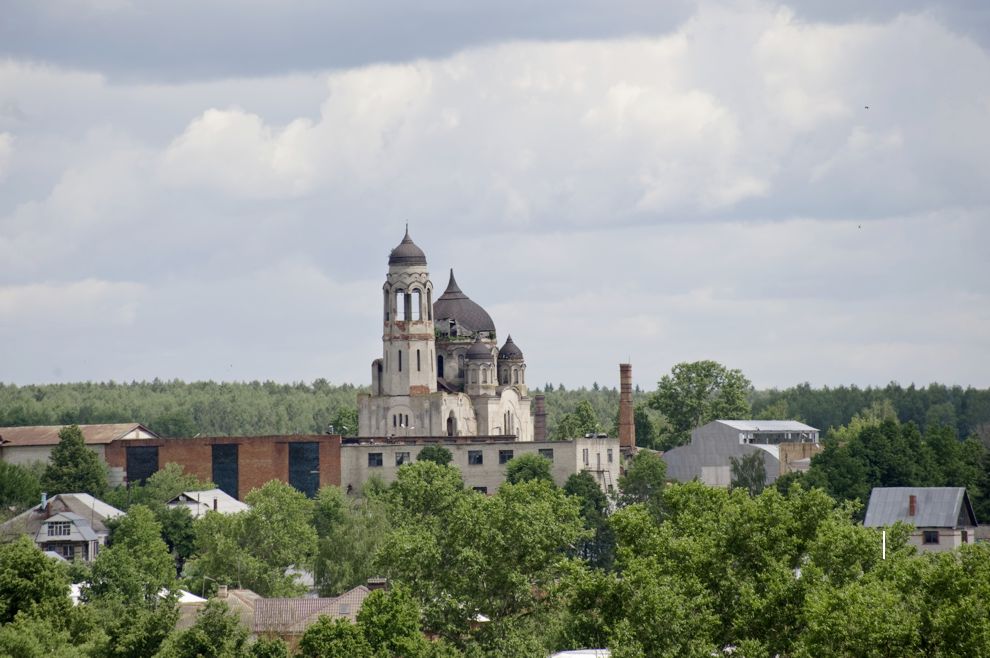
[0,133,12,179]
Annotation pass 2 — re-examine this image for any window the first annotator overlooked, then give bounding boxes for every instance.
[368,453,383,467]
[499,449,514,464]
[393,415,397,428]
[398,350,402,372]
[396,452,411,466]
[48,522,71,537]
[539,448,554,462]
[395,290,406,321]
[962,530,969,544]
[412,289,421,320]
[468,450,483,465]
[59,545,74,558]
[473,486,488,494]
[923,530,939,544]
[582,448,589,465]
[417,349,421,372]
[607,448,613,464]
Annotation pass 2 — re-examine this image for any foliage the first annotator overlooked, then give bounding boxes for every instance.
[297,617,373,658]
[88,505,175,605]
[416,444,453,466]
[357,585,429,657]
[0,613,81,658]
[186,480,317,597]
[649,360,752,447]
[40,424,108,496]
[617,450,666,509]
[0,461,43,518]
[553,400,601,439]
[0,535,71,624]
[504,453,554,485]
[730,451,767,496]
[564,471,615,569]
[156,599,249,658]
[250,636,290,658]
[313,485,390,596]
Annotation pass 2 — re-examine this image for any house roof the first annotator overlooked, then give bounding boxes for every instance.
[714,420,819,432]
[35,512,99,542]
[0,493,124,539]
[167,489,250,516]
[253,586,370,635]
[864,487,978,528]
[0,423,159,447]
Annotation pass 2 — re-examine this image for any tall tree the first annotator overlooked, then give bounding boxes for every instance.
[156,599,249,658]
[41,424,108,496]
[649,361,752,447]
[504,453,554,485]
[0,536,71,624]
[416,445,453,466]
[730,451,767,496]
[618,450,667,510]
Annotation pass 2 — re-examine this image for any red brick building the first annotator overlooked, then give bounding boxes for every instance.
[104,434,341,500]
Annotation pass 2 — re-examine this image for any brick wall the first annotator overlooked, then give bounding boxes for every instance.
[105,435,341,500]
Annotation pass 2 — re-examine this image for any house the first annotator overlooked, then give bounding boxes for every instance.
[166,488,250,517]
[864,487,979,553]
[661,420,822,487]
[0,423,159,487]
[0,493,124,561]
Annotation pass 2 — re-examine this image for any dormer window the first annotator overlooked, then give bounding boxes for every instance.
[48,522,71,537]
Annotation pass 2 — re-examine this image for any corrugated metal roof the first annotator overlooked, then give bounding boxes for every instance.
[253,586,370,634]
[715,420,819,432]
[0,423,158,446]
[168,489,250,516]
[864,487,977,528]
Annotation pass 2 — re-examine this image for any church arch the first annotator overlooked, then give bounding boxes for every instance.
[447,413,457,437]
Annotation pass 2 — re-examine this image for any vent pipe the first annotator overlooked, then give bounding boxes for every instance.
[619,363,635,449]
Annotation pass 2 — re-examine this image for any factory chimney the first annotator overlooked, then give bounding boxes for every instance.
[534,395,547,442]
[619,363,635,449]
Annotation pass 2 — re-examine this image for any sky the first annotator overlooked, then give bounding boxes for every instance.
[1,0,989,391]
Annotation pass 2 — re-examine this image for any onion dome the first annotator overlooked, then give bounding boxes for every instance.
[467,336,494,361]
[433,269,496,333]
[498,335,524,361]
[388,227,427,266]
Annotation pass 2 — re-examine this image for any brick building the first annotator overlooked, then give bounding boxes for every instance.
[104,434,341,500]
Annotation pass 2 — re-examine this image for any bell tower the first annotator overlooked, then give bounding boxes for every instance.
[378,227,436,396]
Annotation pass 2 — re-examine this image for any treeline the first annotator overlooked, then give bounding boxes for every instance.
[0,380,364,437]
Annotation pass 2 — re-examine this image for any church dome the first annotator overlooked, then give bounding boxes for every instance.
[434,269,496,333]
[467,336,494,361]
[498,335,524,361]
[388,228,427,266]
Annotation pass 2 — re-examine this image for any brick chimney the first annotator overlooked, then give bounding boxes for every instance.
[909,494,917,516]
[619,363,635,449]
[534,395,547,442]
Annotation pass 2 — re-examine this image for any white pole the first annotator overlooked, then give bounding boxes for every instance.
[882,529,886,560]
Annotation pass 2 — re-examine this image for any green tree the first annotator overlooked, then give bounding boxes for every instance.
[504,453,554,485]
[250,636,289,658]
[0,613,81,658]
[417,445,453,466]
[41,424,108,496]
[730,451,767,496]
[298,617,372,658]
[564,471,615,569]
[554,400,601,439]
[0,461,43,518]
[649,361,752,447]
[157,599,249,658]
[88,505,175,605]
[618,450,667,509]
[357,585,429,657]
[0,535,71,624]
[313,486,389,596]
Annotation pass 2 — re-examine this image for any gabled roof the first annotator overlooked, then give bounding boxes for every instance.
[0,423,159,447]
[864,487,978,528]
[0,493,124,539]
[167,489,250,516]
[714,420,819,432]
[253,586,370,635]
[35,512,98,542]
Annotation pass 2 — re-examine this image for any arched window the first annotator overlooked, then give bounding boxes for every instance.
[470,369,477,384]
[417,349,421,372]
[427,289,433,320]
[376,361,383,395]
[513,369,519,384]
[384,289,390,322]
[411,289,421,321]
[437,354,444,377]
[447,414,456,437]
[482,369,488,384]
[457,355,465,378]
[395,290,406,321]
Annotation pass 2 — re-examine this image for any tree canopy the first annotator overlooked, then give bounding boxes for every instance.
[41,424,108,497]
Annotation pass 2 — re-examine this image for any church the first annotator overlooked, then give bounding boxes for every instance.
[357,229,533,440]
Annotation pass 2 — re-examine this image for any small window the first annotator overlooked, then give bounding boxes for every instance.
[396,452,411,466]
[473,486,488,494]
[923,530,939,544]
[417,350,421,372]
[468,450,483,465]
[539,448,554,462]
[392,415,397,428]
[499,449,514,464]
[368,453,383,467]
[582,448,589,466]
[607,448,613,464]
[48,522,71,537]
[398,350,402,372]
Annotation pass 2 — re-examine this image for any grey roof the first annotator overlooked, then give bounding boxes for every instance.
[34,512,99,542]
[253,586,370,634]
[0,493,123,539]
[387,228,427,266]
[498,334,524,361]
[466,336,493,360]
[167,489,250,516]
[433,269,496,333]
[715,420,819,432]
[864,487,978,528]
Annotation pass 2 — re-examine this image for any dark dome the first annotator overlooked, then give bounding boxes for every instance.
[467,337,494,361]
[498,335,524,361]
[388,227,427,266]
[433,269,496,333]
